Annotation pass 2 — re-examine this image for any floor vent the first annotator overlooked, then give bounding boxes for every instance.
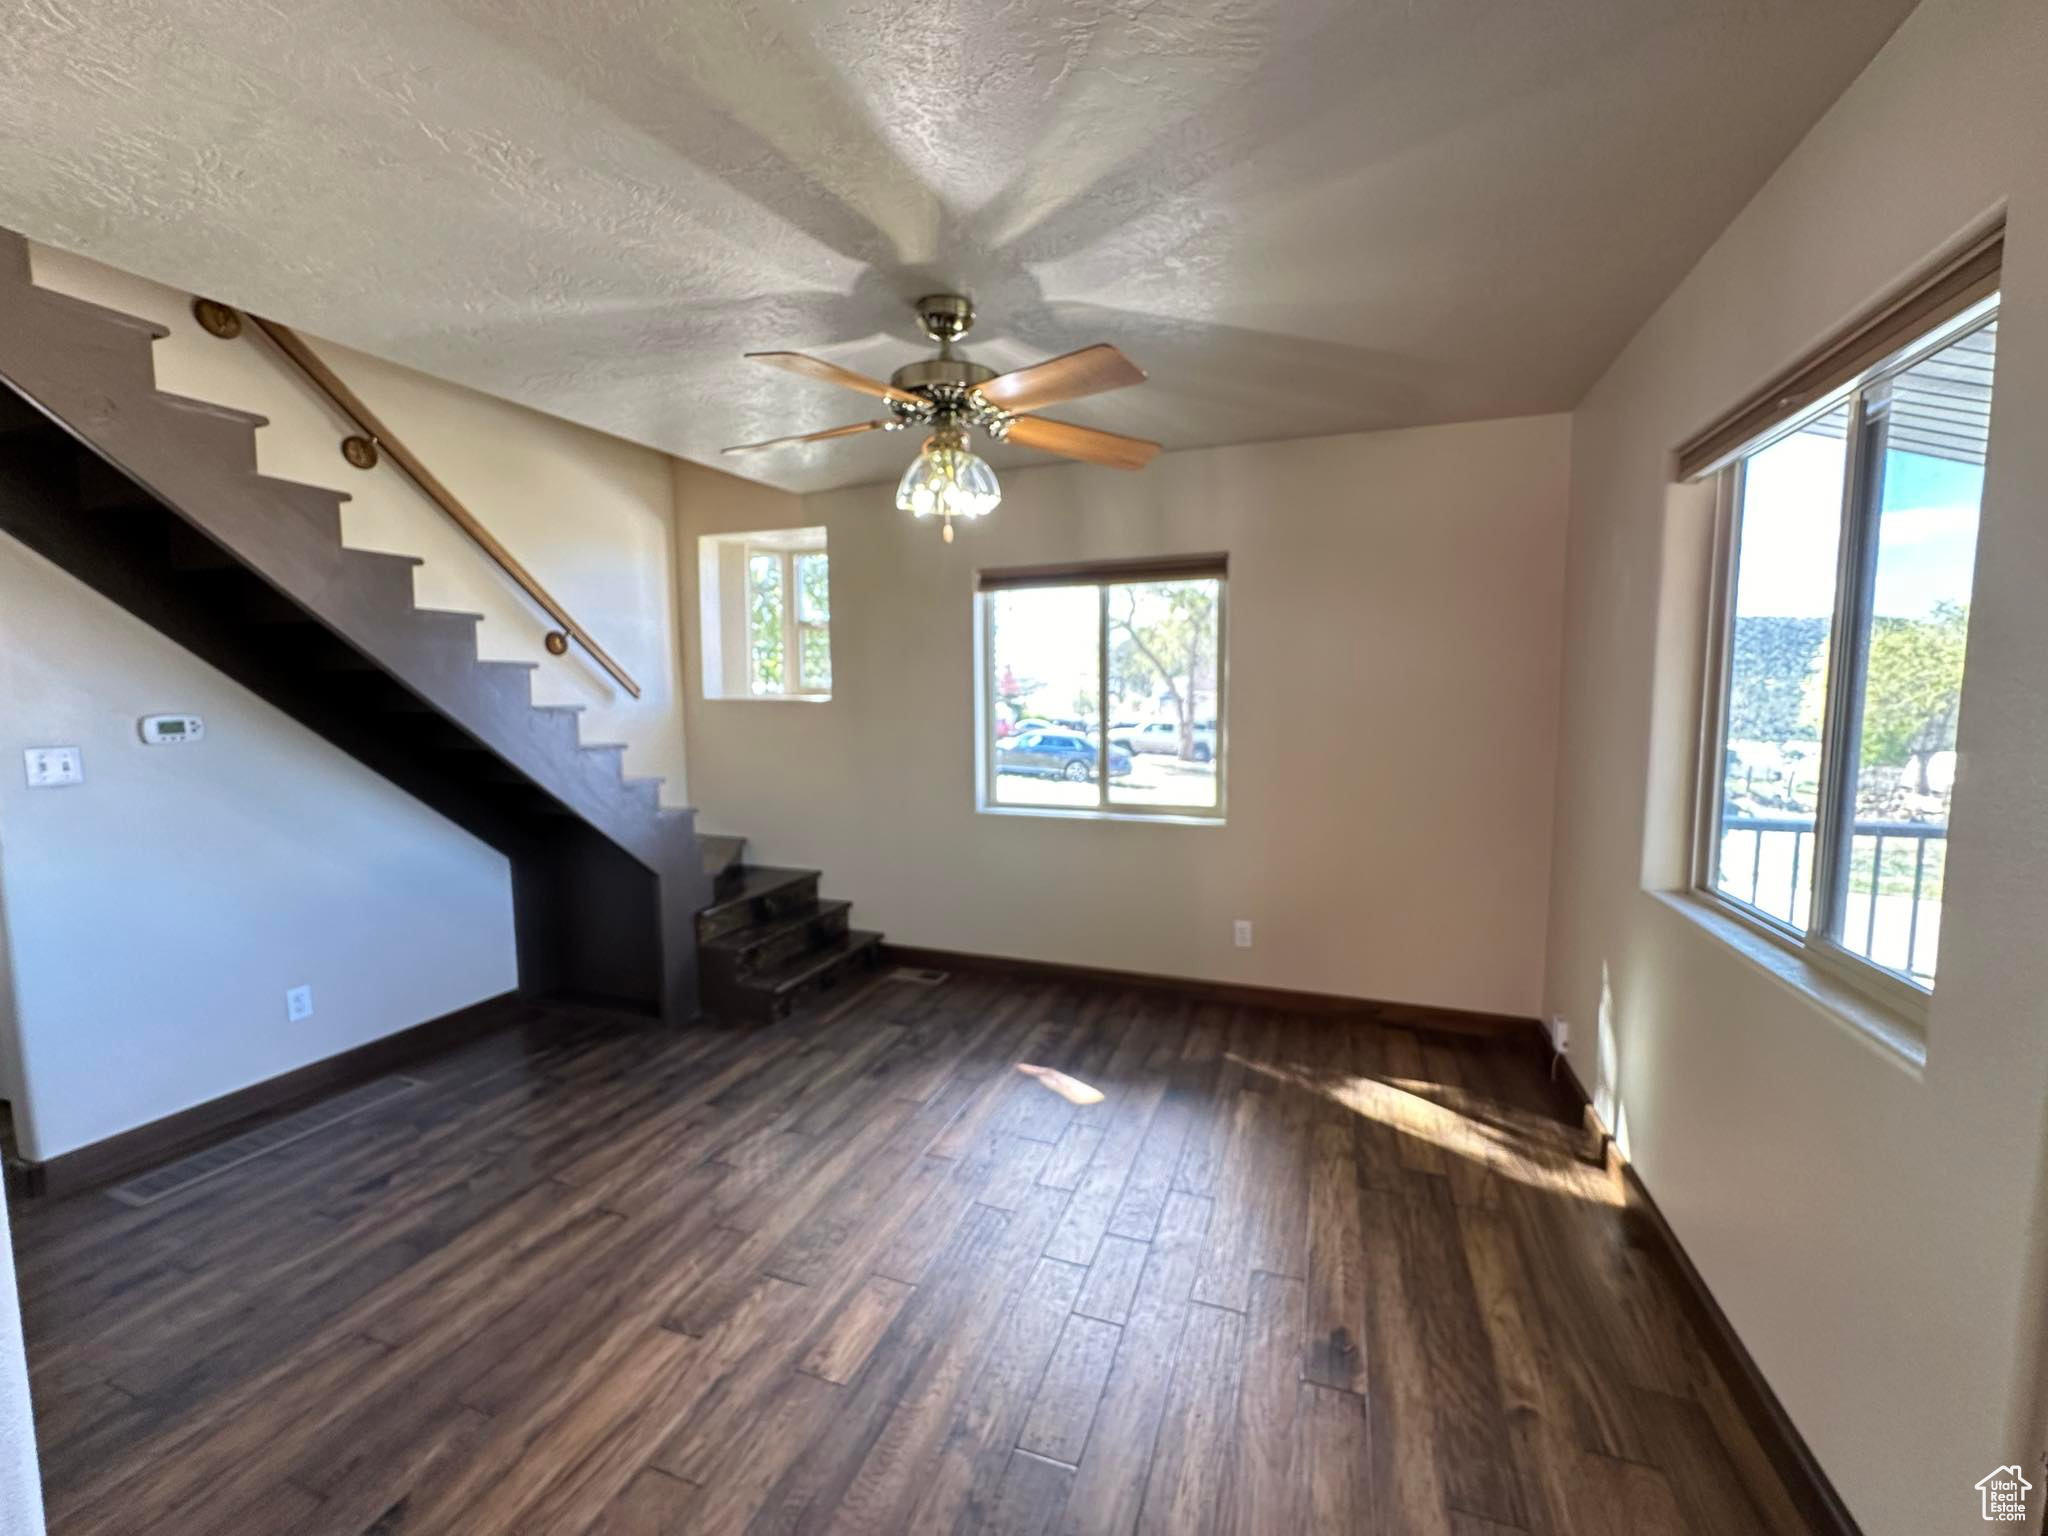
[108,1076,424,1207]
[887,966,951,987]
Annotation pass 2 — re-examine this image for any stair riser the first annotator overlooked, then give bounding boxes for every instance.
[708,937,882,1023]
[698,876,820,944]
[744,908,852,976]
[700,835,747,889]
[704,910,854,986]
[768,938,882,1020]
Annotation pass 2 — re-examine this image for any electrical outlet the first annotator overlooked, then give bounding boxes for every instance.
[23,746,83,788]
[1233,919,1253,949]
[1550,1013,1569,1052]
[286,985,314,1023]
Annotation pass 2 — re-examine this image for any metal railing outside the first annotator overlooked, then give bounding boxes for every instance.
[1719,813,1945,980]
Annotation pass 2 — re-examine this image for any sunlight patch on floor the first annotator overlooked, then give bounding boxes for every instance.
[1228,1052,1621,1205]
[1014,1063,1106,1105]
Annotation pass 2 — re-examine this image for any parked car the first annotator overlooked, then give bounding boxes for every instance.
[996,730,1134,782]
[1127,719,1218,763]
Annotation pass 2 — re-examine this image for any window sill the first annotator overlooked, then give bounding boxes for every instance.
[976,803,1226,828]
[1648,891,1926,1073]
[703,693,831,704]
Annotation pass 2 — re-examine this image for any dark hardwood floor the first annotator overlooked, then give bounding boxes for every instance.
[7,970,1814,1535]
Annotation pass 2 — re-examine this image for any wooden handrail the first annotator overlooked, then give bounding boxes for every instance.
[201,301,641,698]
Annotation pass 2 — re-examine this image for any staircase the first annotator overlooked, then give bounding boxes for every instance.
[0,232,712,1021]
[696,834,883,1021]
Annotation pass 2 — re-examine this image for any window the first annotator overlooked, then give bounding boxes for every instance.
[794,550,830,692]
[747,546,830,696]
[978,556,1226,819]
[697,528,830,700]
[1699,299,1997,1003]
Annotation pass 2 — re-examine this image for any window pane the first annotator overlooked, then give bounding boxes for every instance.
[988,585,1102,808]
[1830,321,1993,985]
[1106,579,1221,810]
[1713,406,1848,928]
[800,626,832,692]
[748,552,785,695]
[796,551,830,624]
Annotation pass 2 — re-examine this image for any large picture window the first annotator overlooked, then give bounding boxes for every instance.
[1698,298,1997,1004]
[977,557,1226,820]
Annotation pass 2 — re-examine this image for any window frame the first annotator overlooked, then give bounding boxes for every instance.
[745,544,830,698]
[975,561,1229,824]
[1691,295,1998,1022]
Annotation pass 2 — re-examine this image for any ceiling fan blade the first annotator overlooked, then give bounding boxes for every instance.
[721,421,891,455]
[1004,415,1161,470]
[746,351,925,407]
[976,344,1146,414]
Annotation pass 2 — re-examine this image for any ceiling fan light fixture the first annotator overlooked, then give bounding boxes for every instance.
[896,429,1000,543]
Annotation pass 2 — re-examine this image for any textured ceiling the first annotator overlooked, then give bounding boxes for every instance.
[0,0,1913,492]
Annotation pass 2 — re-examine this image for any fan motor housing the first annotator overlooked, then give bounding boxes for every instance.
[914,293,975,344]
[890,357,997,394]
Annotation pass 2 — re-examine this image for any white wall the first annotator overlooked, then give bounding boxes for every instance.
[0,1191,40,1536]
[0,538,518,1161]
[1541,1,2048,1529]
[0,886,19,1112]
[676,414,1571,1018]
[27,245,690,806]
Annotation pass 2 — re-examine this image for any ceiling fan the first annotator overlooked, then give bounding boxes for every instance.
[723,294,1161,541]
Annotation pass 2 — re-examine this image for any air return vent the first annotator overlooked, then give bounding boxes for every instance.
[108,1076,423,1207]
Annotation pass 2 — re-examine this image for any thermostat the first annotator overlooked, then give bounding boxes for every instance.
[139,714,204,745]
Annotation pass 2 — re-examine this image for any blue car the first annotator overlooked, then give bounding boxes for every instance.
[996,728,1134,782]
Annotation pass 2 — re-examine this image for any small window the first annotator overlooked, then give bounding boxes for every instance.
[979,556,1226,820]
[697,528,830,700]
[795,550,831,693]
[1699,303,1996,1004]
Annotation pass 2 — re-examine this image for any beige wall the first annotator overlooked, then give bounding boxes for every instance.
[1541,0,2048,1529]
[27,245,690,805]
[0,539,518,1161]
[676,414,1571,1018]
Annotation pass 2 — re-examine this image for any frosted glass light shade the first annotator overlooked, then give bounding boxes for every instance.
[895,441,1001,523]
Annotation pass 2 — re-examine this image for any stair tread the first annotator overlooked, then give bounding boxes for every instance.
[741,929,883,997]
[31,286,171,339]
[704,898,852,956]
[700,865,817,914]
[154,391,269,428]
[251,471,352,506]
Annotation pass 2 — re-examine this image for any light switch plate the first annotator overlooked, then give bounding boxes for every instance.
[24,746,83,788]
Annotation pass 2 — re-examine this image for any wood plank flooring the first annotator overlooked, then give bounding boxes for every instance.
[6,970,1817,1534]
